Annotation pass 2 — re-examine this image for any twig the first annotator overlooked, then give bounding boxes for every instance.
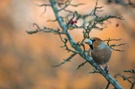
[124,70,135,74]
[70,3,85,7]
[109,43,129,52]
[58,0,84,12]
[110,47,125,52]
[89,68,100,74]
[36,4,51,16]
[115,74,135,89]
[47,19,57,22]
[105,82,110,89]
[76,61,87,70]
[104,38,122,46]
[52,53,77,67]
[26,23,63,34]
[103,38,128,52]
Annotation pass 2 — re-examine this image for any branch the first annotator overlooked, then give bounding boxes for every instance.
[26,23,63,34]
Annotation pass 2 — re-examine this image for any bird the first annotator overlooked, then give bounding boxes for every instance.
[85,37,112,73]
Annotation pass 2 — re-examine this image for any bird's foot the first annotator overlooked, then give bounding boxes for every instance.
[104,64,109,73]
[97,64,109,73]
[98,65,103,70]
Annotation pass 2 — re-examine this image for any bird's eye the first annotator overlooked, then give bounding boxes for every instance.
[92,39,96,43]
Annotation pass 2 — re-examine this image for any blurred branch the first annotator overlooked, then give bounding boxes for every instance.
[106,0,135,7]
[115,74,135,89]
[124,70,135,74]
[105,82,110,89]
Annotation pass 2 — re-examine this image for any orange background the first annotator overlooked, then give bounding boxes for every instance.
[0,0,135,89]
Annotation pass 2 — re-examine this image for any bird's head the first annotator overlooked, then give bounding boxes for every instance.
[85,37,102,50]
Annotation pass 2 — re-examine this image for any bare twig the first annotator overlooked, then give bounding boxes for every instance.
[110,47,125,52]
[47,19,57,22]
[103,38,128,52]
[76,61,87,70]
[105,82,110,89]
[58,0,84,12]
[110,43,129,52]
[70,3,85,7]
[104,38,122,42]
[52,53,77,67]
[36,4,51,16]
[124,70,135,74]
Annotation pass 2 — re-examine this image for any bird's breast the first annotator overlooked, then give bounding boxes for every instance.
[91,46,112,65]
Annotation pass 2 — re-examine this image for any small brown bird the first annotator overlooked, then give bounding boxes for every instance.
[85,37,112,72]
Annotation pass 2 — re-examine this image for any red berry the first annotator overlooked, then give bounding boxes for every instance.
[116,23,119,27]
[74,20,77,23]
[70,21,75,25]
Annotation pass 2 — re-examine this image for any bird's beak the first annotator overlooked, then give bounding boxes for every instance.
[90,45,93,50]
[84,41,94,50]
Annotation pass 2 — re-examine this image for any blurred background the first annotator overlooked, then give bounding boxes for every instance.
[0,0,135,89]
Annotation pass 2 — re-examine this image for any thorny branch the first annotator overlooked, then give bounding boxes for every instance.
[26,23,63,34]
[26,0,126,88]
